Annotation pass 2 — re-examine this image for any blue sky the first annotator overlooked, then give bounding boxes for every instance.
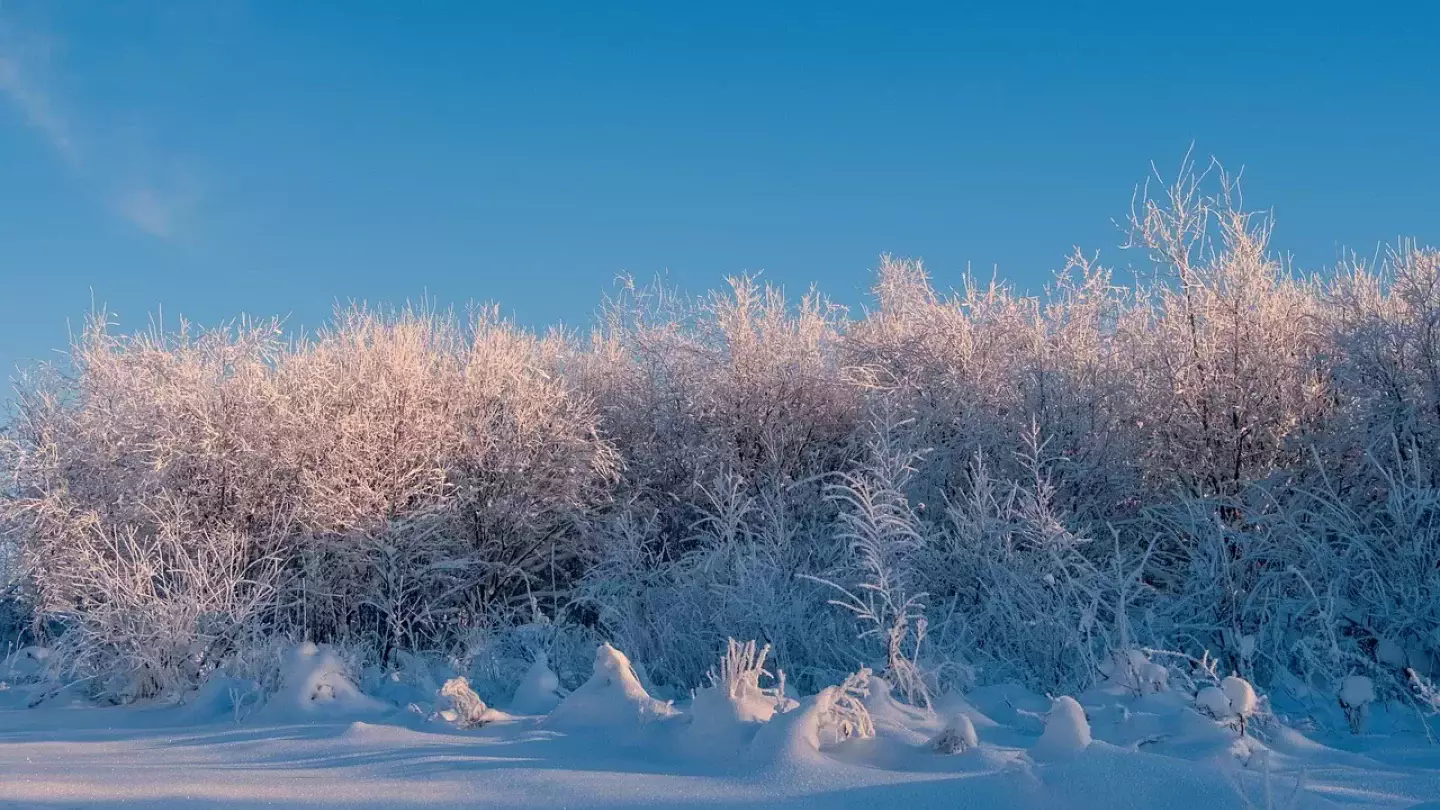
[1,1,1437,387]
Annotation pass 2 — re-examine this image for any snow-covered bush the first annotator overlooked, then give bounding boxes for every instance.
[805,413,934,708]
[697,639,790,723]
[683,639,794,755]
[1101,650,1170,695]
[817,668,876,745]
[1196,676,1261,736]
[2,307,617,698]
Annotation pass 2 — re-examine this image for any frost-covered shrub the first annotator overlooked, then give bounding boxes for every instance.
[39,518,277,703]
[1101,650,1170,695]
[814,668,876,747]
[2,307,617,698]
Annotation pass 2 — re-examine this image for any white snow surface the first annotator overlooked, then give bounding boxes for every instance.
[4,658,1440,808]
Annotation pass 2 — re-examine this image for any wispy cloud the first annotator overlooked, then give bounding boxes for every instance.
[114,185,193,239]
[0,47,79,166]
[0,14,196,240]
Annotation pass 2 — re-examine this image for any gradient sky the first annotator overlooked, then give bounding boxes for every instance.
[1,1,1437,390]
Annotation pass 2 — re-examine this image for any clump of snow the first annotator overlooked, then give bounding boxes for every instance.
[930,711,979,754]
[544,643,675,732]
[1196,685,1233,720]
[1339,675,1376,734]
[1031,695,1091,761]
[508,652,564,715]
[257,642,388,720]
[1339,675,1375,709]
[747,688,832,768]
[1221,676,1257,717]
[432,676,492,728]
[1205,675,1259,735]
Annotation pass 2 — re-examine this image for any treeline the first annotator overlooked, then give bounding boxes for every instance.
[3,159,1439,707]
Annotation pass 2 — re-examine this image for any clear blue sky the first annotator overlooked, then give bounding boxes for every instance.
[2,1,1437,388]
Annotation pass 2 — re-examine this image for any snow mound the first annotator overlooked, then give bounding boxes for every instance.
[748,669,875,769]
[544,643,676,732]
[862,676,931,735]
[508,652,565,715]
[1032,695,1091,761]
[746,687,835,768]
[930,711,979,754]
[258,642,389,720]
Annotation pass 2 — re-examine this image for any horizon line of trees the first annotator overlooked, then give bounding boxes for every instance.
[3,156,1439,710]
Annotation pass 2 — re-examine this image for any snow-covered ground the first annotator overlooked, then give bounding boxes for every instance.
[3,646,1440,809]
